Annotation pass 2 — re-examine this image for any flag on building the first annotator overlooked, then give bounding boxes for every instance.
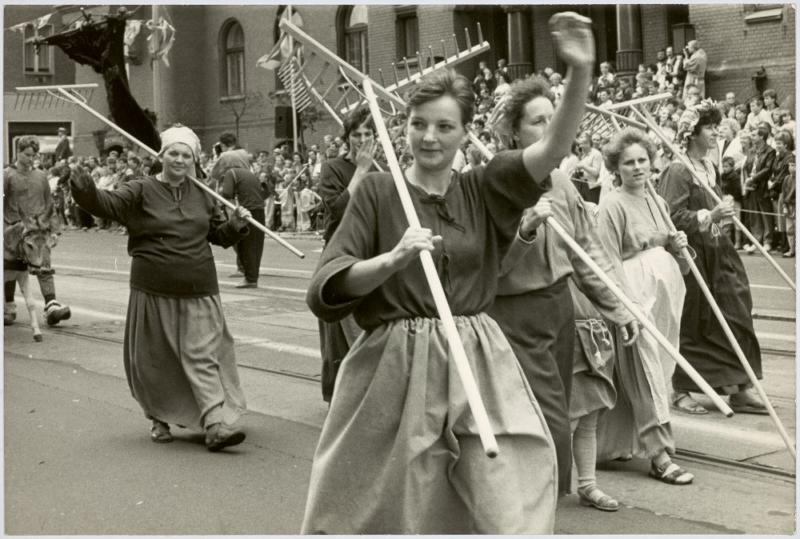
[258,34,312,113]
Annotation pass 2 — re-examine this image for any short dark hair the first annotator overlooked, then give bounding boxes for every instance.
[406,68,474,126]
[763,88,778,101]
[774,129,794,151]
[756,123,771,141]
[722,156,736,167]
[219,132,237,147]
[16,136,39,154]
[603,128,657,173]
[504,76,554,133]
[342,105,375,141]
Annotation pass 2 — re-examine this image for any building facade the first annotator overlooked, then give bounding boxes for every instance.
[3,4,796,162]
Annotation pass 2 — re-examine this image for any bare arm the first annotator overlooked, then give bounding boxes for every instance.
[523,13,595,182]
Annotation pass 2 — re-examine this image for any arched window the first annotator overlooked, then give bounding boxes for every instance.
[222,21,245,97]
[338,6,368,73]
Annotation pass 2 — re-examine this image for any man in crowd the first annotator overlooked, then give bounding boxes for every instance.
[211,132,253,279]
[54,127,72,165]
[682,39,708,98]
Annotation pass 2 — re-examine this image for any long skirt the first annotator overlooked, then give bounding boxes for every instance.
[301,314,557,534]
[672,224,762,392]
[488,278,574,496]
[124,289,247,429]
[597,248,683,459]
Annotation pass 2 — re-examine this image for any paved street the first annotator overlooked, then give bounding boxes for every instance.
[4,230,796,534]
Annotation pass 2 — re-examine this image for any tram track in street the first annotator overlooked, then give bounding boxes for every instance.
[38,324,797,483]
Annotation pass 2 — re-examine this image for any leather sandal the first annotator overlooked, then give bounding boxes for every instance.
[672,392,708,415]
[150,420,173,443]
[649,460,694,485]
[578,485,620,512]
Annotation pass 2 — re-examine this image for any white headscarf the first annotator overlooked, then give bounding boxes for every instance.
[159,125,201,161]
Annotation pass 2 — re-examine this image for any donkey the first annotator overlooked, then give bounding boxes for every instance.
[4,211,58,342]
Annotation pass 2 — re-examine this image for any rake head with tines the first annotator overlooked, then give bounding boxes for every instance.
[14,84,96,112]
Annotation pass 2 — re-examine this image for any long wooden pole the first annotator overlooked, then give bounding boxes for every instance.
[644,180,795,457]
[468,133,734,417]
[631,107,795,291]
[363,80,499,457]
[52,87,305,259]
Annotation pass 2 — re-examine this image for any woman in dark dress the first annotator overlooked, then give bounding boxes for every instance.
[658,103,766,415]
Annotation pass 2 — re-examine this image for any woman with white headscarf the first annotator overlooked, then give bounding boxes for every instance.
[70,125,252,451]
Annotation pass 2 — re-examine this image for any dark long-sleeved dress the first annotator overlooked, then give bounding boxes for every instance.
[658,159,762,393]
[303,151,557,534]
[71,174,248,430]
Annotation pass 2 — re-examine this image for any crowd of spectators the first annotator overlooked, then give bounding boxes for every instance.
[27,40,796,255]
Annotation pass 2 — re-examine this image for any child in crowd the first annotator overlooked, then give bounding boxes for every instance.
[297,179,322,232]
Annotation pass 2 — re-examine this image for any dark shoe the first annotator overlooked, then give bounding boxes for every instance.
[4,302,16,326]
[649,460,694,485]
[729,389,769,415]
[235,280,257,289]
[205,422,246,452]
[150,420,173,443]
[45,300,71,326]
[578,485,620,512]
[672,392,708,415]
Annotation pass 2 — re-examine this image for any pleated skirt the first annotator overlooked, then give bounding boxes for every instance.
[301,313,557,534]
[124,289,247,430]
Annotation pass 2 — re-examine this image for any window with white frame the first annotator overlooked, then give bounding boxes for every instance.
[23,24,53,74]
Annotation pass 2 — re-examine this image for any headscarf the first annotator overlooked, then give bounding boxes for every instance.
[159,125,201,161]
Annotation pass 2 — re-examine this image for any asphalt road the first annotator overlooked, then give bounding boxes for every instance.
[3,229,796,534]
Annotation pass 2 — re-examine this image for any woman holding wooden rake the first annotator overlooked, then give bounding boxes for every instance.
[596,128,694,485]
[658,102,765,415]
[303,12,594,535]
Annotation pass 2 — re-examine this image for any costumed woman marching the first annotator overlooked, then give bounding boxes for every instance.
[487,77,638,499]
[303,13,596,533]
[316,106,377,403]
[596,128,694,485]
[70,125,251,451]
[657,102,766,415]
